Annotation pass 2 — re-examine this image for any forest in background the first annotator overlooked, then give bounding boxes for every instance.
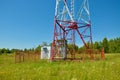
[93,37,120,53]
[0,37,120,54]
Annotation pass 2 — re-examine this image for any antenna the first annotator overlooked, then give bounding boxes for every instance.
[51,0,93,60]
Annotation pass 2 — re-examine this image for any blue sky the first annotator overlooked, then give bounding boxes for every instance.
[0,0,120,49]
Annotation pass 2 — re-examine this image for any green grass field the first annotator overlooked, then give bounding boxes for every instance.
[0,53,120,80]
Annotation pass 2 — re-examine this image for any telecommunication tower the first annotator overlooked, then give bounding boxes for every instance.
[51,0,93,60]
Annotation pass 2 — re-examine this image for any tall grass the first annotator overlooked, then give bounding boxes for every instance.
[0,53,120,80]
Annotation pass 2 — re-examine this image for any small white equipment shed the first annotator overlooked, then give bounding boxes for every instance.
[41,46,51,59]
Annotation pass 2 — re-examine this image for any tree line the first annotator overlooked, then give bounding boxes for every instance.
[0,45,41,55]
[66,37,120,53]
[0,37,120,54]
[93,37,120,53]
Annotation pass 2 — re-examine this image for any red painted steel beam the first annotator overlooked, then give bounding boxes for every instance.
[56,20,66,32]
[76,29,89,49]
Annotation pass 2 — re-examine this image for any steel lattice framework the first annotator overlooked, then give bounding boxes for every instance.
[51,0,93,60]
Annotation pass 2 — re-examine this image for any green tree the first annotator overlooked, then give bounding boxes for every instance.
[67,44,78,54]
[94,41,99,49]
[35,45,41,52]
[11,49,19,53]
[115,38,120,53]
[102,37,109,53]
[1,48,7,53]
[0,49,2,55]
[108,39,116,53]
[6,48,11,53]
[24,48,28,52]
[31,48,35,51]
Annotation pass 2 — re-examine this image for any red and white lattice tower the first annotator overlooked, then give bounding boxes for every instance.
[51,0,93,60]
